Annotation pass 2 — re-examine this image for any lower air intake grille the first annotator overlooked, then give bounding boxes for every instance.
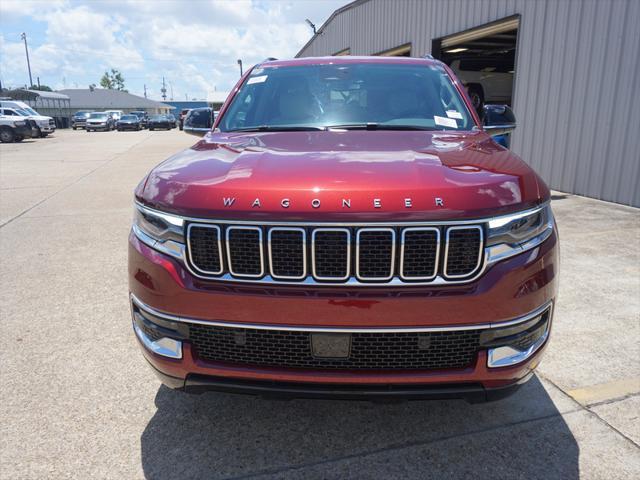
[189,324,481,370]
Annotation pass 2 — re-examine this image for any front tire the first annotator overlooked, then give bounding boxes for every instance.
[0,128,16,143]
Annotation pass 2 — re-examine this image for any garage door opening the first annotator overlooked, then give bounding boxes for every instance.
[432,15,520,113]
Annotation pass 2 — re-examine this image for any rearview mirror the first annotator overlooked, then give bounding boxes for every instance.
[184,108,214,137]
[483,104,516,136]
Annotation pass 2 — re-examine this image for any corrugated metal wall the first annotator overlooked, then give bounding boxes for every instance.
[297,0,640,207]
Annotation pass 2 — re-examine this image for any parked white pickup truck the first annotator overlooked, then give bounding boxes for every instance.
[449,58,513,110]
[0,101,56,137]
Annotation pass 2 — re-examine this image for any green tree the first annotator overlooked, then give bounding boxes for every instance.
[29,84,53,92]
[100,69,126,91]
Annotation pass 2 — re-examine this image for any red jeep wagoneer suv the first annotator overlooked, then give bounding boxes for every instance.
[129,56,558,402]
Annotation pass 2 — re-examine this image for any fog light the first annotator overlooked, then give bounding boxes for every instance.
[483,305,551,368]
[133,321,183,359]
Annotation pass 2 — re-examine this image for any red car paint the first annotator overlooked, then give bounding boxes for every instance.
[129,57,558,400]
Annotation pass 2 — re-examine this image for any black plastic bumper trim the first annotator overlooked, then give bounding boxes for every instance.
[149,365,532,403]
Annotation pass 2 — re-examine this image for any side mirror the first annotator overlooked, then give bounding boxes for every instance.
[184,109,214,137]
[483,104,516,136]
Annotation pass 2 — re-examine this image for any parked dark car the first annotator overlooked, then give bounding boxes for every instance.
[85,112,114,132]
[183,107,215,136]
[147,115,173,130]
[71,111,91,130]
[178,109,190,130]
[130,111,148,129]
[117,115,142,131]
[166,113,178,129]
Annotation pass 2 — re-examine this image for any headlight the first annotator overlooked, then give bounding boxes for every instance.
[13,120,26,126]
[486,204,554,263]
[133,204,185,259]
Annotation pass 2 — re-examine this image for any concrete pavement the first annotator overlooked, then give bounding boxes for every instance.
[1,129,638,479]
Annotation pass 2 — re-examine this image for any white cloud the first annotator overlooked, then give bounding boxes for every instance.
[0,0,345,98]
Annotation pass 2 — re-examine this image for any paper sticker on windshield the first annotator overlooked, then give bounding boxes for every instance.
[446,110,463,120]
[434,116,457,128]
[247,75,268,85]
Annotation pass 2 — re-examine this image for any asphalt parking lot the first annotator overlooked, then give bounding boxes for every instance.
[1,130,639,479]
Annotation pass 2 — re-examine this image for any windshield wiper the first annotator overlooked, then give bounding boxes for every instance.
[227,125,326,132]
[326,123,438,131]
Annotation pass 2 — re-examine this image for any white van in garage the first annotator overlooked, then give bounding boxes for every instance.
[0,101,56,137]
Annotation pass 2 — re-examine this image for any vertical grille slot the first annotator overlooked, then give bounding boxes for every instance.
[400,227,440,280]
[187,224,223,274]
[268,228,306,279]
[356,228,395,281]
[445,226,483,278]
[312,228,350,280]
[226,226,264,277]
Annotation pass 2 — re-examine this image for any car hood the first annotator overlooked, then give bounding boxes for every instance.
[138,130,548,221]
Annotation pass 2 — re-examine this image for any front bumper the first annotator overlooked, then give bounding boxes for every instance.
[129,228,558,400]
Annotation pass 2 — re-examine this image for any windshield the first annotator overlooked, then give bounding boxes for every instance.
[219,63,474,132]
[121,115,137,120]
[150,115,164,120]
[89,113,107,119]
[74,111,90,117]
[22,107,39,116]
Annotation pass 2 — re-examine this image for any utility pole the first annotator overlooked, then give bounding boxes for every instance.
[161,77,167,101]
[237,59,243,77]
[144,84,147,98]
[20,33,33,88]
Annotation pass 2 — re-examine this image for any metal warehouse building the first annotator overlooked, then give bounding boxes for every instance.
[297,0,640,207]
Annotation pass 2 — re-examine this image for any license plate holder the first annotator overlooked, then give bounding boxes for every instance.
[310,333,351,359]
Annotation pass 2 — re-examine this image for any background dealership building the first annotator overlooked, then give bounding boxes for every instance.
[297,0,639,207]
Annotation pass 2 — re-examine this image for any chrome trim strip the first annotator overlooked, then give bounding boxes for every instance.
[225,226,265,278]
[130,293,553,334]
[268,227,307,280]
[186,223,224,275]
[132,320,183,359]
[399,227,440,281]
[487,302,553,368]
[134,201,549,227]
[355,227,396,281]
[443,225,484,279]
[311,228,351,281]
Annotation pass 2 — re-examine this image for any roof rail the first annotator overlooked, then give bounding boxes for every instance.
[422,54,435,60]
[261,57,278,63]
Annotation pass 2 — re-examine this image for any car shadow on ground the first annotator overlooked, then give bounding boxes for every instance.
[140,375,578,479]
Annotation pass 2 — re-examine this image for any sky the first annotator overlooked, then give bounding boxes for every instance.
[0,0,345,101]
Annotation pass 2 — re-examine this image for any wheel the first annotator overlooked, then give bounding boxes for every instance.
[14,136,24,142]
[149,128,154,131]
[117,128,121,131]
[467,84,485,113]
[41,133,48,137]
[0,128,15,143]
[73,127,76,130]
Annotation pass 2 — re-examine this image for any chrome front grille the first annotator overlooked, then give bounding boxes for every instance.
[186,222,484,285]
